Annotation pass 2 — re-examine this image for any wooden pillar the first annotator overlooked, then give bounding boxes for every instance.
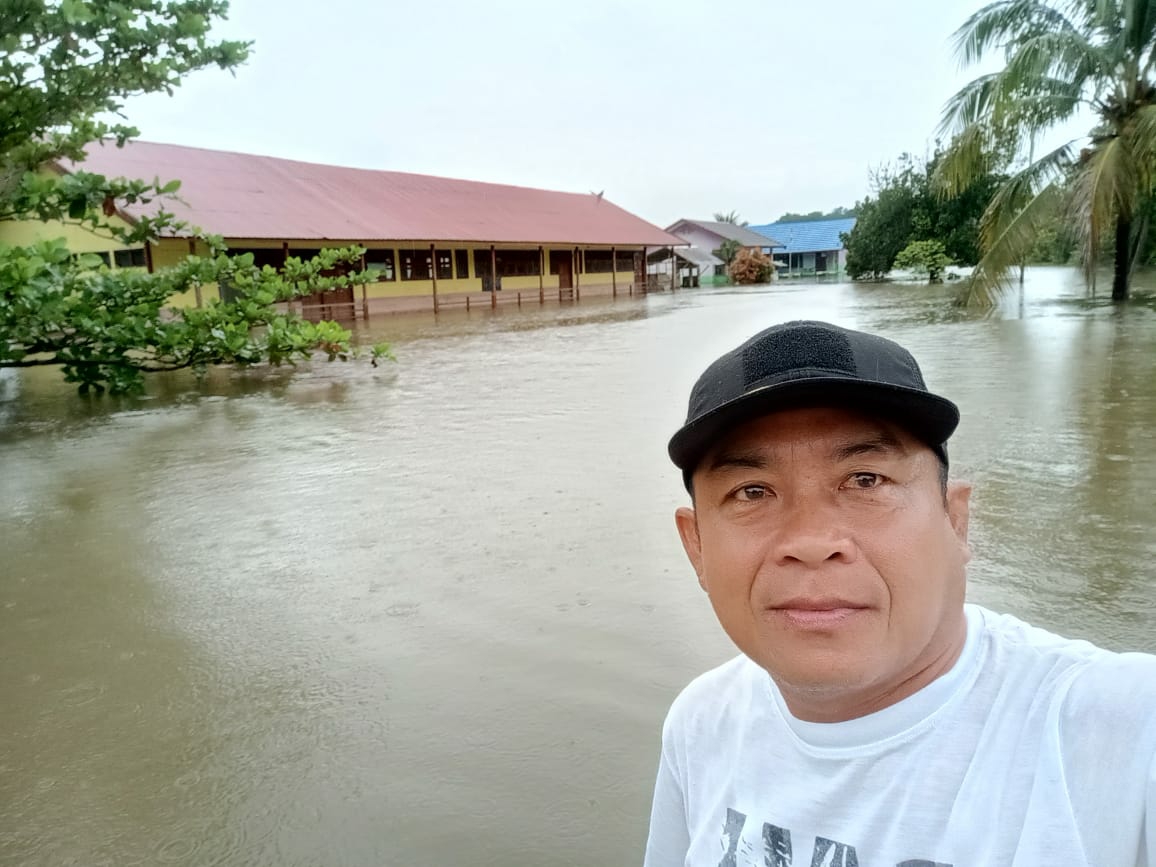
[430,243,439,314]
[144,240,154,274]
[574,246,581,300]
[538,246,544,303]
[187,239,202,308]
[280,242,291,311]
[361,252,369,319]
[637,246,644,295]
[490,245,497,309]
[670,247,676,291]
[611,246,617,297]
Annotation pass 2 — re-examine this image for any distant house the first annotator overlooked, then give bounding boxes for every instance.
[2,141,684,316]
[664,219,783,278]
[748,218,857,277]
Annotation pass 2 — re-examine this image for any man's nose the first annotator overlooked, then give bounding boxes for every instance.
[771,498,856,567]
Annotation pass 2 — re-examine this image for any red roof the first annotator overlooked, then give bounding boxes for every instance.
[67,141,682,247]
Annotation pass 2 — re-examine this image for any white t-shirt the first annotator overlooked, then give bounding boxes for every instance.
[644,605,1156,867]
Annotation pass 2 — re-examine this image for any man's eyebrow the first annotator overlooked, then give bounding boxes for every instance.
[705,449,768,473]
[831,432,909,462]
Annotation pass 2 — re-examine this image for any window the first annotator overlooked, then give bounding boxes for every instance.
[476,249,540,277]
[615,251,637,272]
[399,248,432,280]
[435,249,453,280]
[584,250,614,273]
[455,249,469,280]
[229,247,284,269]
[287,248,321,262]
[113,248,147,268]
[365,249,395,281]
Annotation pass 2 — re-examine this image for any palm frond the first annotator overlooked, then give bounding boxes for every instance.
[1070,135,1139,285]
[961,141,1076,305]
[939,73,1002,135]
[1123,0,1156,58]
[953,0,1082,68]
[934,124,999,198]
[1127,102,1156,192]
[1000,29,1107,98]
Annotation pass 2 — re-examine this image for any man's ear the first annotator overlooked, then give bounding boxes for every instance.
[945,480,972,563]
[675,507,707,591]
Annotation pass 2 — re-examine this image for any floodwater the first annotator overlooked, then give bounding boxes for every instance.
[2,267,1154,866]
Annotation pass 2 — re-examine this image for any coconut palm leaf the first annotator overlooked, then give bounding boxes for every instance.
[961,141,1076,305]
[935,125,991,199]
[1127,103,1156,190]
[952,0,1081,67]
[1070,135,1140,284]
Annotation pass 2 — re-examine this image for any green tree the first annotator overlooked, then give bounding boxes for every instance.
[0,0,388,394]
[844,150,1005,281]
[894,240,953,283]
[713,210,748,226]
[939,0,1156,303]
[712,238,742,267]
[843,157,923,280]
[775,206,858,223]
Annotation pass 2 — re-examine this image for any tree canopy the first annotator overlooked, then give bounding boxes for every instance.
[939,0,1156,303]
[842,150,1004,281]
[0,0,388,394]
[774,206,857,223]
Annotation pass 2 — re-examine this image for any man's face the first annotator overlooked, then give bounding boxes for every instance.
[675,406,972,721]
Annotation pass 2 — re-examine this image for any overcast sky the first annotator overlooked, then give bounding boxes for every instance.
[119,0,1090,228]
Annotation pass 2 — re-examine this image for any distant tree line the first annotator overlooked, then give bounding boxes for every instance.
[774,206,857,223]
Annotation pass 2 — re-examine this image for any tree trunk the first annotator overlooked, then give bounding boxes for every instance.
[1113,214,1131,301]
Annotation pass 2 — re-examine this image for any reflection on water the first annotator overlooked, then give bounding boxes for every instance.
[1,268,1154,866]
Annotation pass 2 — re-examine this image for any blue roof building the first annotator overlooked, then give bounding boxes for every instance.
[748,217,857,276]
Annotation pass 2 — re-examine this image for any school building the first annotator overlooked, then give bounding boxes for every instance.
[3,141,685,315]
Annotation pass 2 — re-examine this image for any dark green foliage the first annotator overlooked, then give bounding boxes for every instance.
[894,240,953,283]
[712,238,742,266]
[775,206,857,223]
[843,150,1005,281]
[0,0,390,394]
[843,157,923,280]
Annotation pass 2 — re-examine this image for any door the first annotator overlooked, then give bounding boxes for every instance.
[557,258,572,289]
[473,250,499,292]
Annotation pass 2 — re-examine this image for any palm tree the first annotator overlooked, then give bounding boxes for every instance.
[939,0,1156,303]
[713,210,748,227]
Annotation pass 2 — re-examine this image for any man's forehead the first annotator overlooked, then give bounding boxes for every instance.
[702,406,922,465]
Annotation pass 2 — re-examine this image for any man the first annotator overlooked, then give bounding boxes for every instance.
[644,320,1156,867]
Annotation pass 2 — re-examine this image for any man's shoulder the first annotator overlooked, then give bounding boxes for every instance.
[662,654,768,740]
[973,605,1156,727]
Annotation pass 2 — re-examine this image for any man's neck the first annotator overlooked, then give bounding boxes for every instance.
[777,617,970,724]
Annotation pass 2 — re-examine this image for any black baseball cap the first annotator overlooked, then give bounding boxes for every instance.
[668,320,959,486]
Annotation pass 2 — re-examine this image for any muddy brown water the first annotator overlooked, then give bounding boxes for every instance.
[2,267,1154,866]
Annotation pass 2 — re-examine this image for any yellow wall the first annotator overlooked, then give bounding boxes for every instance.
[153,237,214,308]
[0,212,140,256]
[0,217,646,308]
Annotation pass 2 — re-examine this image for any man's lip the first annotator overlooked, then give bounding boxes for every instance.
[768,599,868,611]
[766,603,869,630]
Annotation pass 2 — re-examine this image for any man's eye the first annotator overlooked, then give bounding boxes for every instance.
[847,472,883,489]
[734,485,771,501]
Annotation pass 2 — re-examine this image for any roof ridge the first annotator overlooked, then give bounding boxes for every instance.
[87,139,613,202]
